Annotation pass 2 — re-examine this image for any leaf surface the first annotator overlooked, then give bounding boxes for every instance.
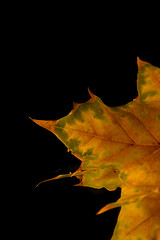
[31,57,160,239]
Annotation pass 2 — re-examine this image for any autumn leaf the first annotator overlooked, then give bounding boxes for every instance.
[30,57,160,240]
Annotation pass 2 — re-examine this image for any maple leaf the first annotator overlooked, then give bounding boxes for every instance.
[30,57,160,240]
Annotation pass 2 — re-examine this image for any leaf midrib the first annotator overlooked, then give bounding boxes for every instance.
[54,125,160,147]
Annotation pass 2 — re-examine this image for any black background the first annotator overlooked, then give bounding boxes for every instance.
[19,10,160,240]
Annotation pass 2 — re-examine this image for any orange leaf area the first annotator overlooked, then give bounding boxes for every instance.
[30,57,160,239]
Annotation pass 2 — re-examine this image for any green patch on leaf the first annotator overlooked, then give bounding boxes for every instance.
[55,119,66,128]
[156,114,160,120]
[54,124,68,142]
[67,138,81,150]
[137,64,150,100]
[140,90,157,102]
[69,108,85,124]
[79,98,105,119]
[82,148,94,157]
[119,171,127,183]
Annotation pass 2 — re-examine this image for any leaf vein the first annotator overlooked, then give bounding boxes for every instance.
[54,125,159,147]
[119,108,160,144]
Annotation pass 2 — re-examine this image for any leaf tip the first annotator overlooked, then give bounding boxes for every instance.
[29,116,57,132]
[137,56,149,69]
[72,101,81,111]
[96,204,112,215]
[88,87,97,100]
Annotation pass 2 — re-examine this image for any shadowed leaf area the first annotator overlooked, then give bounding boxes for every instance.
[30,57,160,240]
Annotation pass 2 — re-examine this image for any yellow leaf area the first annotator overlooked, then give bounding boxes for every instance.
[31,58,160,240]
